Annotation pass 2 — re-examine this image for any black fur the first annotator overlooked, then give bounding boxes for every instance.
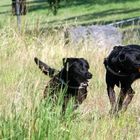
[104,44,140,114]
[34,57,92,111]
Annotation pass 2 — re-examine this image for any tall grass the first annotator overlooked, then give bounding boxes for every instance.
[0,20,140,139]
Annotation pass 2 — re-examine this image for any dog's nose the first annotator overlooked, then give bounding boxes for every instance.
[86,72,92,79]
[119,53,126,62]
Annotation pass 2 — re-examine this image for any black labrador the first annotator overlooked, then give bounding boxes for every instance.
[34,57,92,111]
[104,44,140,114]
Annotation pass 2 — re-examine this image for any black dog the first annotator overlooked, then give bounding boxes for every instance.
[104,44,140,114]
[34,57,92,111]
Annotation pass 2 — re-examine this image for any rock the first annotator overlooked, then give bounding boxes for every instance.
[64,25,122,48]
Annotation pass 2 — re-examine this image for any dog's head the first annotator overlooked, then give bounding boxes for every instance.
[107,45,140,73]
[63,58,92,83]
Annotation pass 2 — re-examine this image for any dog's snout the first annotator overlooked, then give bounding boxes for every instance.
[86,72,92,79]
[119,53,126,62]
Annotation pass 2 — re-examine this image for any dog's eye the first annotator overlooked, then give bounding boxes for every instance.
[79,62,83,67]
[85,65,89,69]
[84,63,89,69]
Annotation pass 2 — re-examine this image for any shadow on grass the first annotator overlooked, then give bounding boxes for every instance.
[59,0,140,9]
[46,8,140,25]
[0,0,49,15]
[0,0,140,28]
[0,11,11,15]
[0,0,140,14]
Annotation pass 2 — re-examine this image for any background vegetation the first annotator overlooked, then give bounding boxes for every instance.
[0,0,140,28]
[0,0,140,139]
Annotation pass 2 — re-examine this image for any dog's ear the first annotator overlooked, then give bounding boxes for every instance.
[63,58,77,66]
[34,57,56,77]
[63,58,67,66]
[63,57,88,66]
[113,45,124,50]
[62,58,78,70]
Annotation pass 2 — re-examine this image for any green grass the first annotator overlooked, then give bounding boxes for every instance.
[0,0,140,28]
[0,24,140,139]
[0,0,140,139]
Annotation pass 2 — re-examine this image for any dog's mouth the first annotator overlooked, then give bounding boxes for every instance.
[79,76,90,83]
[74,75,89,85]
[80,73,92,80]
[72,71,92,85]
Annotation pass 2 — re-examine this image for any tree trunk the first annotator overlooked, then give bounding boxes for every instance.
[12,0,26,15]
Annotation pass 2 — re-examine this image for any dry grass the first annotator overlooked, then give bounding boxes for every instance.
[0,23,140,139]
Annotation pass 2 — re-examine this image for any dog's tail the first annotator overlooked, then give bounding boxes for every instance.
[34,57,57,77]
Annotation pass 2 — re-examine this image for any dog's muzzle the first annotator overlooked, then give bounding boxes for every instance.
[85,72,92,79]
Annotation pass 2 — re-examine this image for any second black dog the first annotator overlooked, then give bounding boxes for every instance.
[34,57,92,111]
[104,44,140,114]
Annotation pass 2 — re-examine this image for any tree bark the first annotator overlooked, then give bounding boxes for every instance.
[12,0,26,15]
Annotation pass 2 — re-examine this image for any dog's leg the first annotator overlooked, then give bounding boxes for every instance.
[122,88,135,112]
[106,72,117,114]
[116,88,127,112]
[107,86,116,114]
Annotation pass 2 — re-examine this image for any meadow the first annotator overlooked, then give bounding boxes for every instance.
[0,0,140,139]
[0,0,140,28]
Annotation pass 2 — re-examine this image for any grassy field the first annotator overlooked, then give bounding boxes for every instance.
[0,0,140,28]
[0,0,140,140]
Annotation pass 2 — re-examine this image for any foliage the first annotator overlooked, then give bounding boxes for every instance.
[0,0,140,139]
[0,23,140,139]
[0,0,140,28]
